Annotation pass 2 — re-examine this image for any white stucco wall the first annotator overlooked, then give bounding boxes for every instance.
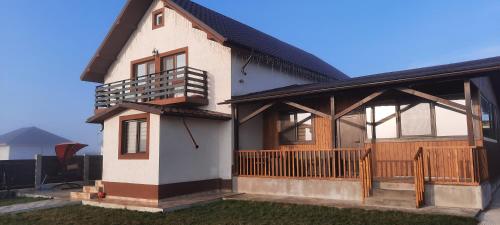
[158,116,230,184]
[231,53,314,96]
[0,146,9,160]
[0,145,56,160]
[101,109,161,185]
[105,0,232,114]
[238,103,264,150]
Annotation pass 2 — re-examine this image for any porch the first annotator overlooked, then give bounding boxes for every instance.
[230,77,495,209]
[94,66,208,111]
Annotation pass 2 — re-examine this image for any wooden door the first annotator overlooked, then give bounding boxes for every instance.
[338,110,365,148]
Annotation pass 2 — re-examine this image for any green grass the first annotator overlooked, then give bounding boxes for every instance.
[0,197,46,207]
[0,200,476,225]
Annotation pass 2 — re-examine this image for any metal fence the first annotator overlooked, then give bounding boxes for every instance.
[0,155,103,190]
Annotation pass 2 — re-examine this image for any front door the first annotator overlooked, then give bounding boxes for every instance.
[337,109,365,148]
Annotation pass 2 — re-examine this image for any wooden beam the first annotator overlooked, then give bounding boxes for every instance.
[396,88,467,111]
[232,105,239,175]
[464,80,475,146]
[284,101,331,119]
[334,90,386,120]
[239,103,274,125]
[330,96,336,148]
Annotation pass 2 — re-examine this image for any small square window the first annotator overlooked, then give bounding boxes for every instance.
[152,9,164,30]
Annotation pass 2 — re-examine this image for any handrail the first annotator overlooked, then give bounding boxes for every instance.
[413,147,425,208]
[360,148,372,201]
[236,148,366,179]
[94,66,208,109]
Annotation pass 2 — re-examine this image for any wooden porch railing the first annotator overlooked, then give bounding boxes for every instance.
[422,146,488,184]
[237,148,367,179]
[373,146,488,185]
[360,148,373,200]
[413,148,424,208]
[95,67,208,109]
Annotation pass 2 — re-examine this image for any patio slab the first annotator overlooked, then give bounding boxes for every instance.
[0,199,79,214]
[17,188,80,200]
[224,193,479,218]
[82,191,239,213]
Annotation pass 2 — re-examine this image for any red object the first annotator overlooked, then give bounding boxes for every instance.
[98,191,106,199]
[55,143,88,164]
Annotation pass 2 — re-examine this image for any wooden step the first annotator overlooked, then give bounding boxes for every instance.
[70,192,98,200]
[365,189,416,209]
[82,186,102,193]
[95,180,104,188]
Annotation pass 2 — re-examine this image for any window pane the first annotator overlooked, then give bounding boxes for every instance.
[155,13,163,25]
[161,56,174,72]
[135,63,147,77]
[279,113,296,143]
[436,100,467,136]
[482,97,495,139]
[148,62,155,74]
[400,103,432,136]
[176,53,186,68]
[374,105,397,138]
[125,121,138,153]
[138,121,147,152]
[297,113,313,141]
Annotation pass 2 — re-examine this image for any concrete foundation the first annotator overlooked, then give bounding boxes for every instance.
[232,176,362,201]
[424,184,484,209]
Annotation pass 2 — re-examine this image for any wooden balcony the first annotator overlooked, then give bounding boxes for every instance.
[95,67,208,110]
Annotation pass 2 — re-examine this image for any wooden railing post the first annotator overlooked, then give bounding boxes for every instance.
[184,67,188,98]
[413,147,425,208]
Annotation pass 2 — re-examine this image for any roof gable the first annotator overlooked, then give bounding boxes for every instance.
[81,0,347,83]
[0,127,70,146]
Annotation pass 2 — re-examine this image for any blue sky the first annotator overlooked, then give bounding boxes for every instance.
[1,0,500,153]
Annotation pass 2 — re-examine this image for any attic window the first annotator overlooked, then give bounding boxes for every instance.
[152,8,164,30]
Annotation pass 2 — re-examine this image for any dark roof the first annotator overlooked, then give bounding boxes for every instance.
[87,102,232,123]
[81,0,347,83]
[0,127,71,146]
[226,56,500,104]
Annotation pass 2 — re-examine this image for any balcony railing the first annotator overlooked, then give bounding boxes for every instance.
[95,67,208,109]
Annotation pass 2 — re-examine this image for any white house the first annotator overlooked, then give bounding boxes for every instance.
[79,0,345,202]
[0,127,70,160]
[78,0,500,210]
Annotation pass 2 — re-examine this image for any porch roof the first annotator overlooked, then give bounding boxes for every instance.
[86,102,231,123]
[224,56,500,104]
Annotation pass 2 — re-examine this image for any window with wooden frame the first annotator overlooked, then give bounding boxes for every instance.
[130,48,187,79]
[119,113,149,160]
[481,95,497,141]
[152,8,164,30]
[366,95,468,140]
[279,111,314,144]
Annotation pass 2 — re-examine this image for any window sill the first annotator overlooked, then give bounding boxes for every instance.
[118,152,149,160]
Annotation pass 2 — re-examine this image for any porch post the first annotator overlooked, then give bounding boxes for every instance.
[464,79,475,146]
[330,96,336,148]
[232,104,239,175]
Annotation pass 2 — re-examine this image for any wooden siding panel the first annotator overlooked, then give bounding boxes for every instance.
[263,100,332,150]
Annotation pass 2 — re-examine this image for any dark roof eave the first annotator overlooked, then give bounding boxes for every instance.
[87,102,232,123]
